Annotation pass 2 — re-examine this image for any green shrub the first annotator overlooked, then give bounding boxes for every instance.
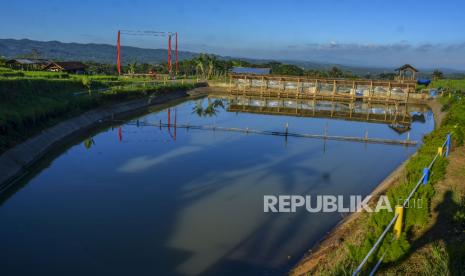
[22,71,70,79]
[345,95,465,272]
[0,71,25,77]
[432,79,465,91]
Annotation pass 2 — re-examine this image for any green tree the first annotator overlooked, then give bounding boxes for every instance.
[328,66,343,78]
[195,59,205,78]
[128,62,137,75]
[81,76,92,94]
[207,55,217,79]
[18,48,42,59]
[432,69,443,80]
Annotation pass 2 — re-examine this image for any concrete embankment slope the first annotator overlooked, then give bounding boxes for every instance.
[0,87,208,193]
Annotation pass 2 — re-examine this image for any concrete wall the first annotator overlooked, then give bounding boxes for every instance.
[0,88,207,193]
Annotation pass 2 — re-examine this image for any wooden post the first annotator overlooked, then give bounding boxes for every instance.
[366,102,371,120]
[388,81,392,101]
[265,77,269,97]
[406,84,410,104]
[229,75,232,93]
[352,80,356,100]
[331,80,336,101]
[312,99,316,115]
[369,81,373,102]
[314,80,318,99]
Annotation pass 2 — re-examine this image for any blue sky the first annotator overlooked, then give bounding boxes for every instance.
[2,0,465,69]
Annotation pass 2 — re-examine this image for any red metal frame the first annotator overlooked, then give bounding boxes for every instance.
[175,33,178,73]
[168,34,172,73]
[116,30,179,76]
[117,31,121,75]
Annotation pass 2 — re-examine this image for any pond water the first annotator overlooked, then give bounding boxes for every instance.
[0,96,434,276]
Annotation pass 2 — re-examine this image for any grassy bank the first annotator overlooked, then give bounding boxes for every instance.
[346,94,464,272]
[294,92,465,275]
[380,142,465,275]
[431,79,465,91]
[0,70,200,153]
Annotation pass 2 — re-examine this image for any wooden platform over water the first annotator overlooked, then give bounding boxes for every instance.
[218,95,430,129]
[229,101,411,126]
[228,74,427,104]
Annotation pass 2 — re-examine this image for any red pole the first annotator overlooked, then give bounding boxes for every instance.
[117,30,121,75]
[118,127,122,142]
[174,108,177,141]
[168,108,171,130]
[175,32,178,74]
[168,34,172,74]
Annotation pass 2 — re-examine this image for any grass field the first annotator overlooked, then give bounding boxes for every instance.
[0,66,200,152]
[431,79,465,91]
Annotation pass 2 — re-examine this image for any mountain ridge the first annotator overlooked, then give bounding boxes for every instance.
[1,38,463,75]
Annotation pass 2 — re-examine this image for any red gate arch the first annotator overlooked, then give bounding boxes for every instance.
[116,30,178,75]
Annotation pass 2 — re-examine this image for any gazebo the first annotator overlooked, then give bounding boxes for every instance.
[395,64,418,81]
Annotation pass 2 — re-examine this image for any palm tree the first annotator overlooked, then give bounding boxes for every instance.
[195,60,205,79]
[192,100,204,117]
[194,54,209,78]
[128,62,137,75]
[192,99,225,117]
[207,59,214,79]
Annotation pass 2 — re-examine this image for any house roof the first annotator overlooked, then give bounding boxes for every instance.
[395,64,418,72]
[6,58,50,65]
[231,67,271,75]
[44,61,87,71]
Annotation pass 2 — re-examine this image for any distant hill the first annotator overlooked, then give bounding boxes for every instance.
[0,38,198,64]
[0,39,389,73]
[1,38,463,77]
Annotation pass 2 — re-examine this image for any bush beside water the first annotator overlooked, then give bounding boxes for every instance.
[343,93,465,273]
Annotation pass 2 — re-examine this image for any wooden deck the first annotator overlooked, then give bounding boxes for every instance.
[226,96,417,127]
[228,74,427,104]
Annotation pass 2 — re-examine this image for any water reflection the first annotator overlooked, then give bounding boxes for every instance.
[168,145,333,275]
[192,99,226,117]
[0,96,434,276]
[227,96,429,129]
[119,146,201,173]
[83,137,95,149]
